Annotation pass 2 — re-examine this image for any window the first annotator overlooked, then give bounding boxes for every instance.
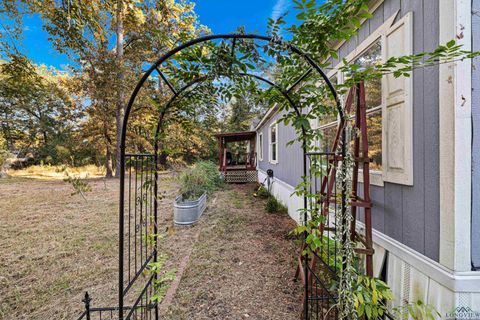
[324,11,413,185]
[318,75,340,153]
[258,133,263,161]
[269,123,278,164]
[352,40,383,171]
[321,42,383,170]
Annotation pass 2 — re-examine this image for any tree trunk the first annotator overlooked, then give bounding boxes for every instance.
[115,0,125,178]
[104,121,114,178]
[2,111,12,150]
[156,76,167,168]
[105,141,114,178]
[158,150,168,168]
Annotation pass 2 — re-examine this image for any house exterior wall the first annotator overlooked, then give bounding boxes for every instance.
[471,0,480,270]
[257,109,304,188]
[256,108,305,222]
[255,0,480,315]
[257,169,304,224]
[334,0,440,263]
[258,0,442,261]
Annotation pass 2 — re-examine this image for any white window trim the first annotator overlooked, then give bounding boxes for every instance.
[360,105,384,186]
[327,0,385,57]
[258,132,263,161]
[327,12,398,76]
[326,47,385,186]
[325,10,412,187]
[348,38,384,186]
[269,122,279,164]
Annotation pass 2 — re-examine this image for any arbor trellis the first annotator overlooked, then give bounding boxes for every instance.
[75,33,350,320]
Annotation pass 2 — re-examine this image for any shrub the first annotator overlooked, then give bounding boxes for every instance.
[255,185,270,198]
[0,149,12,168]
[354,276,393,319]
[265,196,288,214]
[178,161,223,199]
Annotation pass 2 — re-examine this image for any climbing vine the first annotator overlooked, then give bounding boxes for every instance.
[129,0,480,317]
[266,0,480,318]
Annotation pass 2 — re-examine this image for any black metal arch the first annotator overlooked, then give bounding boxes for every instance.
[118,33,346,320]
[121,33,344,147]
[153,72,305,139]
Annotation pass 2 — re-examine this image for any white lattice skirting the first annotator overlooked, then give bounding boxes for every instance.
[224,170,258,183]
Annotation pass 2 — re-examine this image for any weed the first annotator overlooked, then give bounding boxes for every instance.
[178,161,223,199]
[255,185,270,199]
[265,196,288,214]
[63,171,92,201]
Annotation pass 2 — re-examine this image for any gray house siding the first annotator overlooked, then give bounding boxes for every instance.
[257,109,304,188]
[337,0,440,262]
[471,1,480,269]
[257,0,441,262]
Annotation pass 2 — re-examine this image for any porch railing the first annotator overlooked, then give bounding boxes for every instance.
[246,152,256,170]
[220,152,256,171]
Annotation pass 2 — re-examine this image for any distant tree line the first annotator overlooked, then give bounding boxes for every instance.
[0,0,267,177]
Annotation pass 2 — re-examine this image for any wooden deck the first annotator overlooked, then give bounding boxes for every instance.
[224,165,257,171]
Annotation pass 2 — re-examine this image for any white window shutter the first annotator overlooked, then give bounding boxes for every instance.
[382,12,414,185]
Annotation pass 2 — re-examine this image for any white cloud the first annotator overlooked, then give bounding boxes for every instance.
[270,0,290,21]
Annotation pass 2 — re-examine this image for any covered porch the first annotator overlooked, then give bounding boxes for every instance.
[215,131,258,183]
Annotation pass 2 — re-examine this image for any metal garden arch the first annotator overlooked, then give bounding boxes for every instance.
[114,33,347,320]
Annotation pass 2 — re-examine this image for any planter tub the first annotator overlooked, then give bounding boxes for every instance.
[173,192,207,225]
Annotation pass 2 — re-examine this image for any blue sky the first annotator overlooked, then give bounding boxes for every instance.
[19,0,296,70]
[195,0,293,34]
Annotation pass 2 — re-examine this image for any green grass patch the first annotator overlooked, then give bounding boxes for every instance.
[255,185,270,199]
[265,196,288,214]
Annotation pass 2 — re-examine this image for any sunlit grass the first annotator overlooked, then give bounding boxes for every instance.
[7,164,106,180]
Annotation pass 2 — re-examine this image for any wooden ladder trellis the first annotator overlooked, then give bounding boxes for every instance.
[296,81,374,300]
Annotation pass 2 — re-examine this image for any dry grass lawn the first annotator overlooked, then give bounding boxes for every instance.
[0,173,302,319]
[0,177,123,319]
[7,164,106,180]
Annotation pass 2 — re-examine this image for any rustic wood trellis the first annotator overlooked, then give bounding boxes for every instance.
[295,82,374,318]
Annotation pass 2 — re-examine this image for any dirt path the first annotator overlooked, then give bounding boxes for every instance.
[163,184,302,320]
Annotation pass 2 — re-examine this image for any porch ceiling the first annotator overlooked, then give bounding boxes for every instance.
[215,131,256,142]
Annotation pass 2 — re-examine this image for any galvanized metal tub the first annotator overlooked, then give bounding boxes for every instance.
[173,192,207,225]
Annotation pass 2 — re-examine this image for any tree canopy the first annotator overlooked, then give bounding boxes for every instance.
[0,0,477,181]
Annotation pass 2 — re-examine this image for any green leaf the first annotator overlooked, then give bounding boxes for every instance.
[365,305,372,319]
[296,12,306,20]
[446,39,456,48]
